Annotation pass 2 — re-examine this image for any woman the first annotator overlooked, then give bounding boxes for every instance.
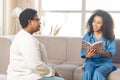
[81,9,117,80]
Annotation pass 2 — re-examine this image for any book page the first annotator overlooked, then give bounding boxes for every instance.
[92,41,103,52]
[82,40,103,52]
[82,40,91,51]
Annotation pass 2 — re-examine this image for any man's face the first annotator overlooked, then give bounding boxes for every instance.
[31,14,41,33]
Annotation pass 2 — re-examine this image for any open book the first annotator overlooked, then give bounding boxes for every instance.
[82,40,103,52]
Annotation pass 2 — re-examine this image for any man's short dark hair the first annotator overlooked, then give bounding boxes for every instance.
[19,8,37,28]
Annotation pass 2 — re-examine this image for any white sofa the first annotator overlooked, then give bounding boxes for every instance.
[0,35,120,80]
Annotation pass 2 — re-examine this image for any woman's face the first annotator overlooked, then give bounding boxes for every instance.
[92,15,103,32]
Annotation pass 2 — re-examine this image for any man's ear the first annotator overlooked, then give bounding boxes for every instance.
[28,20,33,25]
[28,20,34,25]
[28,20,31,23]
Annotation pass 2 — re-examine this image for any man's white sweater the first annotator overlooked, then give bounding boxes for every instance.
[7,29,55,80]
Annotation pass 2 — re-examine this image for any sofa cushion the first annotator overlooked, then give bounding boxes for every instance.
[73,67,120,80]
[0,37,11,74]
[112,39,120,63]
[48,60,64,68]
[47,37,67,62]
[107,68,120,80]
[35,36,67,63]
[66,38,84,66]
[114,63,120,68]
[63,61,83,66]
[73,66,83,80]
[54,64,78,80]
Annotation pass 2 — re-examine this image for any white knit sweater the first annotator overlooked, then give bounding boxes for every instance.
[7,29,55,80]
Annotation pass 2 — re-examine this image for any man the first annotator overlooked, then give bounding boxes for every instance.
[7,8,64,80]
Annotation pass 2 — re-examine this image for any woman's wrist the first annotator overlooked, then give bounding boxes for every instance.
[100,51,111,57]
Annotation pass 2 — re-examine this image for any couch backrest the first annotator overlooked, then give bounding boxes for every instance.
[35,36,67,64]
[35,36,84,65]
[0,37,11,74]
[0,35,120,74]
[31,36,120,65]
[112,39,120,63]
[65,37,84,65]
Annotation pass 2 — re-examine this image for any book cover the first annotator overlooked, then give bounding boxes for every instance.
[82,40,103,52]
